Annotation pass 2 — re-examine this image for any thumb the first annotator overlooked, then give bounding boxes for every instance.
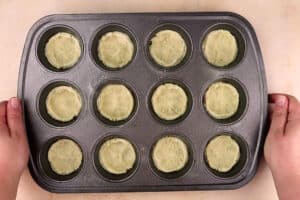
[268,94,289,137]
[6,97,26,139]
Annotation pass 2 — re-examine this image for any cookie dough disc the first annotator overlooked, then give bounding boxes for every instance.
[202,29,238,67]
[48,139,83,175]
[98,31,134,69]
[151,83,188,121]
[46,86,82,122]
[152,136,188,173]
[45,32,81,69]
[99,138,136,175]
[205,135,240,173]
[205,82,239,119]
[149,30,187,67]
[97,84,134,122]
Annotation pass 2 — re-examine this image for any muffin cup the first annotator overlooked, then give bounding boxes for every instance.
[145,23,193,71]
[149,133,194,180]
[148,79,193,125]
[90,24,137,71]
[37,25,83,72]
[92,79,138,126]
[37,80,84,127]
[92,134,140,182]
[204,133,248,178]
[203,77,248,124]
[39,136,84,182]
[201,23,246,69]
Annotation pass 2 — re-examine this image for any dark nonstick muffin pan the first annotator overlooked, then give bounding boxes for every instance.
[17,12,267,193]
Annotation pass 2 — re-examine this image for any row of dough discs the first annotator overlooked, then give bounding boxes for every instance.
[44,132,247,181]
[41,78,246,127]
[38,24,242,71]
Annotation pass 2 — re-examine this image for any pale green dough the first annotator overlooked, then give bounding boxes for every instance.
[205,82,239,119]
[48,139,83,175]
[97,84,134,122]
[150,30,187,67]
[202,29,238,67]
[151,83,188,121]
[205,135,240,173]
[98,31,134,68]
[99,138,136,175]
[45,32,81,69]
[152,136,188,173]
[46,86,82,122]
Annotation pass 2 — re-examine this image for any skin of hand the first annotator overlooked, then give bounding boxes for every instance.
[264,94,300,200]
[0,98,29,200]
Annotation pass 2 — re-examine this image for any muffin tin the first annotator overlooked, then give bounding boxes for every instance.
[17,12,267,193]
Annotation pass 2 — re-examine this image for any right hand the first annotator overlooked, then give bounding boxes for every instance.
[264,94,300,200]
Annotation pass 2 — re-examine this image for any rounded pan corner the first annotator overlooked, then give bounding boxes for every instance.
[28,160,87,193]
[28,161,61,193]
[18,14,81,104]
[195,158,261,191]
[220,12,255,29]
[17,14,60,102]
[29,14,70,32]
[223,12,263,52]
[224,160,261,190]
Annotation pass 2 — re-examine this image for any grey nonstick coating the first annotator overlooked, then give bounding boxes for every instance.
[17,12,267,193]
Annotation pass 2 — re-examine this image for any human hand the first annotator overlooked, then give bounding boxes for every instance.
[264,94,300,200]
[0,98,29,200]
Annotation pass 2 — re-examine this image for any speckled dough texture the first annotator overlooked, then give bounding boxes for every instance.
[151,83,188,121]
[205,135,240,173]
[99,138,136,175]
[97,84,134,122]
[46,86,82,122]
[149,30,187,67]
[48,139,83,175]
[202,29,238,67]
[152,136,188,173]
[205,81,239,119]
[98,31,134,69]
[45,32,81,69]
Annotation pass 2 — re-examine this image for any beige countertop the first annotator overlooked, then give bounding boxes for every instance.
[0,0,299,199]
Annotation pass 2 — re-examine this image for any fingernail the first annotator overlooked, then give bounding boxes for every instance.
[274,95,288,107]
[10,98,20,110]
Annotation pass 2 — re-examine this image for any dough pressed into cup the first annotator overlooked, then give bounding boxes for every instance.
[149,30,187,68]
[46,86,82,122]
[202,29,238,67]
[151,83,188,121]
[97,84,134,122]
[45,32,81,69]
[99,138,136,175]
[152,136,188,173]
[205,135,240,173]
[98,31,134,69]
[48,139,83,175]
[204,81,239,119]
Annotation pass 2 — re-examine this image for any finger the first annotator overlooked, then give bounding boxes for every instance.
[0,101,9,135]
[268,104,276,118]
[269,93,288,104]
[268,94,288,136]
[6,97,26,138]
[285,95,300,121]
[267,104,277,126]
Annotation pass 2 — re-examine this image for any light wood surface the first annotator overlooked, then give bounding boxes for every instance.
[0,0,299,199]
